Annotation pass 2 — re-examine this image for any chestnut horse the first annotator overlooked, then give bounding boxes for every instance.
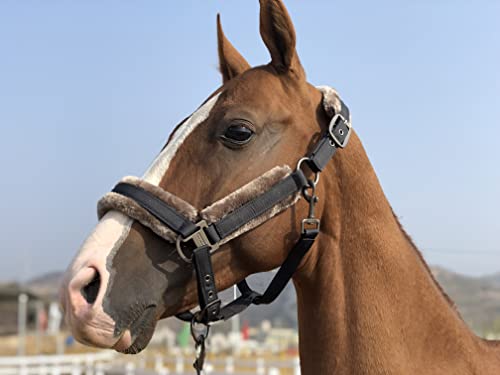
[60,0,500,373]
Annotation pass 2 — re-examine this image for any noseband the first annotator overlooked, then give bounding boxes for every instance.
[98,86,351,372]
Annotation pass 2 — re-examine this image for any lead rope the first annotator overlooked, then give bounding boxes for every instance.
[191,320,209,374]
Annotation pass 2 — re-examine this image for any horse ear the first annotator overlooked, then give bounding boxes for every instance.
[259,0,304,78]
[217,14,251,84]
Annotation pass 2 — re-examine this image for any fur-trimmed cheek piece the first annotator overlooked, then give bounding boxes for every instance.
[97,165,300,246]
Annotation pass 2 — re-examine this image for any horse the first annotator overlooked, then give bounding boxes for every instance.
[60,0,500,373]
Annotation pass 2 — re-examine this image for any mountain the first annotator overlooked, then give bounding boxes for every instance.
[18,270,299,328]
[239,267,500,334]
[431,267,500,334]
[17,267,500,334]
[484,272,500,288]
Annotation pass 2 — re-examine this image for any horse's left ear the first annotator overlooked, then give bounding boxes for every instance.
[259,0,305,78]
[217,14,251,84]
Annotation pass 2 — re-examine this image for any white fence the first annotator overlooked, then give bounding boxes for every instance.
[0,352,115,375]
[0,352,300,375]
[155,355,300,375]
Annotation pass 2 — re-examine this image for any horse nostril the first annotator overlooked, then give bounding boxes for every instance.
[81,270,101,305]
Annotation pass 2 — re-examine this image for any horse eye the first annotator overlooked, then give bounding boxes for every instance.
[220,124,254,146]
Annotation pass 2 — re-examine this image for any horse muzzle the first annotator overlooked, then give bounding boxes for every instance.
[59,211,135,350]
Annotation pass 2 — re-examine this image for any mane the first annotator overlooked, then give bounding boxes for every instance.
[393,211,500,348]
[390,208,463,318]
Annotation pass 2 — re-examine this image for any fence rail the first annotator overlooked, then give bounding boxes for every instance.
[0,352,301,375]
[0,352,115,375]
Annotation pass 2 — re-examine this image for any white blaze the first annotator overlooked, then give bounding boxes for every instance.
[143,94,220,185]
[64,94,221,334]
[84,93,220,256]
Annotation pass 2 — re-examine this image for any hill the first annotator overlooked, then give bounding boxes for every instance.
[12,267,500,334]
[432,267,500,334]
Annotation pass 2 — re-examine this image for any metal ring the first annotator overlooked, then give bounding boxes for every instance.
[176,236,193,263]
[190,319,210,344]
[296,157,309,171]
[295,157,320,185]
[175,220,219,264]
[313,172,320,186]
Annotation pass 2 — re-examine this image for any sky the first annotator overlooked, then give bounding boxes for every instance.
[0,0,498,282]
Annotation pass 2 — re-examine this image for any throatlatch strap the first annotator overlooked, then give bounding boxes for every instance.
[218,229,319,320]
[176,229,319,323]
[253,228,318,304]
[112,183,198,238]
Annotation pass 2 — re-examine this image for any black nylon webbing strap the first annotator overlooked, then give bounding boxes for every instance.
[253,228,318,304]
[217,229,319,320]
[210,170,308,240]
[192,246,221,323]
[215,287,261,320]
[307,100,351,173]
[308,136,337,173]
[340,99,350,120]
[175,229,319,323]
[112,183,198,238]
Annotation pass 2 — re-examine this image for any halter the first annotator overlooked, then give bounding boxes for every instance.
[98,86,351,373]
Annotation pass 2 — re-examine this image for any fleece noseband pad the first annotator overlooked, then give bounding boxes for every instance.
[200,165,300,246]
[97,176,198,243]
[97,165,300,245]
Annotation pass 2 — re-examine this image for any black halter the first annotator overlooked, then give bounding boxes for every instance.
[108,97,351,373]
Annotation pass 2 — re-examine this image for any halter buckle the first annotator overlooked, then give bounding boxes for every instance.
[329,113,352,148]
[176,220,219,263]
[301,179,321,233]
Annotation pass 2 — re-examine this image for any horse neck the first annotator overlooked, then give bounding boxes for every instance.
[293,132,499,374]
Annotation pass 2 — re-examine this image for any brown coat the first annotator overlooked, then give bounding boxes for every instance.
[60,0,500,373]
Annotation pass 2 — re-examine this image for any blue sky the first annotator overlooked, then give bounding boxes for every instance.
[0,0,498,282]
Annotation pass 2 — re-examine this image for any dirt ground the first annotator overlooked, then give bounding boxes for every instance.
[0,332,99,356]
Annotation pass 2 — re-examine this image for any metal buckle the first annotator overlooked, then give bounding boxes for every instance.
[328,113,352,148]
[194,299,221,323]
[176,220,219,263]
[301,218,320,233]
[300,178,321,234]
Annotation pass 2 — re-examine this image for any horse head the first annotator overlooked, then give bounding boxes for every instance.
[60,0,343,354]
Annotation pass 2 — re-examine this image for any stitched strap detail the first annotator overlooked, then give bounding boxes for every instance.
[192,246,221,323]
[209,170,307,240]
[112,183,199,238]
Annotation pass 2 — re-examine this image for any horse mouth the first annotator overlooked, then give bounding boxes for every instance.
[113,305,157,354]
